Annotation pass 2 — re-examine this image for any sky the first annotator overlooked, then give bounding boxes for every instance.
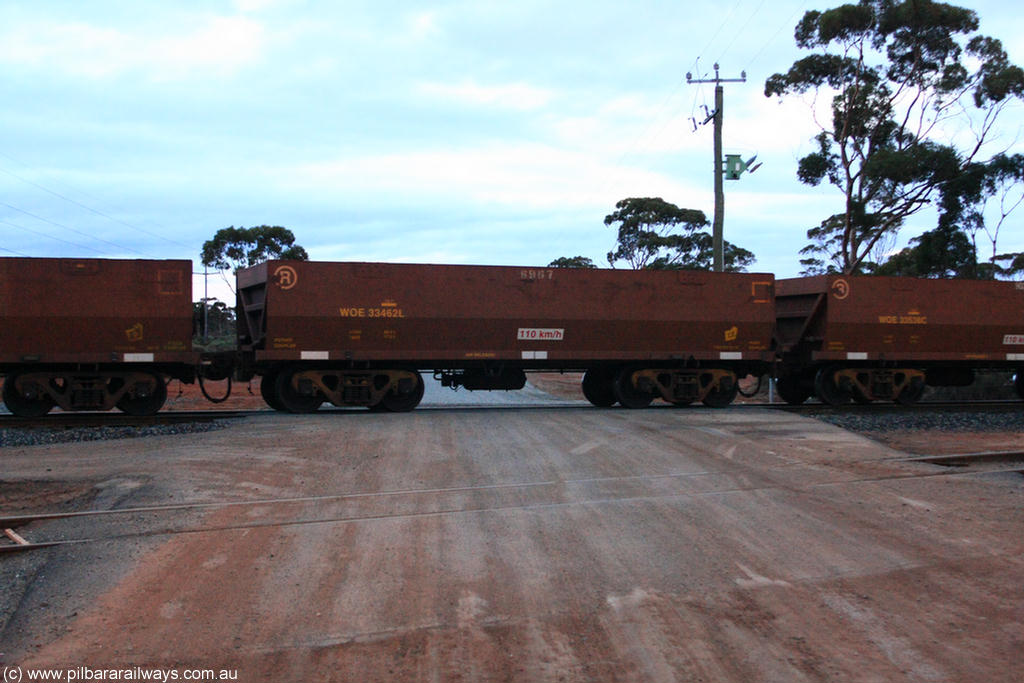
[1,0,1023,303]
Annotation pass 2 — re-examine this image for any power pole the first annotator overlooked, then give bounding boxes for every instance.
[687,64,746,272]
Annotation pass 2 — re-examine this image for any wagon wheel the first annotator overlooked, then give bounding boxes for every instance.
[274,368,323,414]
[813,366,851,406]
[2,374,54,418]
[851,386,874,404]
[259,370,288,412]
[612,367,653,409]
[701,377,738,408]
[895,376,926,405]
[116,373,168,416]
[582,368,617,407]
[775,374,810,405]
[380,372,425,412]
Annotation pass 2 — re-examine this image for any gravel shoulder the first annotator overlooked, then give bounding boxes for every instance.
[871,429,1024,454]
[811,406,1024,455]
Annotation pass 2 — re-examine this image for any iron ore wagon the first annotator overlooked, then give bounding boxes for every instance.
[774,275,1024,405]
[236,261,776,412]
[0,258,197,416]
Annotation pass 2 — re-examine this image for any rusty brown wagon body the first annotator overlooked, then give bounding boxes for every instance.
[5,256,1021,416]
[237,261,776,412]
[775,275,1024,405]
[0,258,197,416]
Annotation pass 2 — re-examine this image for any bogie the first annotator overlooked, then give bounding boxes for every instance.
[1,371,169,417]
[266,367,426,412]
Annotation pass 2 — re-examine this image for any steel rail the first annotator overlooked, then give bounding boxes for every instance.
[3,453,1020,555]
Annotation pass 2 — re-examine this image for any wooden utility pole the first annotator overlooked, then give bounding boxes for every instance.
[686,64,746,272]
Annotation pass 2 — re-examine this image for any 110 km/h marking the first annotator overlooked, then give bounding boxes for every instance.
[517,328,564,341]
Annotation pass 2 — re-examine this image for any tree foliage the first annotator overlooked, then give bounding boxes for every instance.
[547,256,598,268]
[603,197,754,271]
[201,225,309,273]
[937,153,1024,272]
[193,298,237,349]
[873,224,978,277]
[766,0,1024,275]
[875,224,1024,278]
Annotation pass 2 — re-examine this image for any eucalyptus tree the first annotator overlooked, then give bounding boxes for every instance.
[603,197,754,271]
[765,0,1024,274]
[201,225,309,273]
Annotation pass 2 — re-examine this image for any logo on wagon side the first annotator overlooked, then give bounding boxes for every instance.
[273,265,298,290]
[831,278,850,300]
[125,323,144,342]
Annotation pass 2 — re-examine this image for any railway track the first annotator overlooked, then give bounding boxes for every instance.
[3,450,1021,555]
[0,410,249,429]
[771,399,1024,414]
[1,399,1020,425]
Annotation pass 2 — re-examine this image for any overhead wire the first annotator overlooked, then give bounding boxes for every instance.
[0,218,110,255]
[0,162,193,251]
[595,4,712,200]
[0,200,153,257]
[681,0,814,160]
[689,58,711,120]
[0,150,194,255]
[594,1,818,207]
[649,0,774,162]
[594,78,692,203]
[683,0,748,140]
[695,0,747,64]
[715,0,770,66]
[743,1,812,73]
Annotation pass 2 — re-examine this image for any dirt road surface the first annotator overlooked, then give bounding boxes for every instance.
[2,404,1022,682]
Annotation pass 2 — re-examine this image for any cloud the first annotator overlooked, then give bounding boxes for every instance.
[286,140,702,212]
[0,15,266,81]
[405,10,441,41]
[548,99,705,157]
[232,0,286,11]
[416,79,554,111]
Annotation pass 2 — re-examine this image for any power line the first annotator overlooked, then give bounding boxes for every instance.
[0,164,193,250]
[594,76,694,202]
[0,218,110,255]
[743,1,812,71]
[695,0,747,63]
[0,200,154,257]
[0,245,32,256]
[0,152,194,251]
[596,4,756,200]
[716,0,770,65]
